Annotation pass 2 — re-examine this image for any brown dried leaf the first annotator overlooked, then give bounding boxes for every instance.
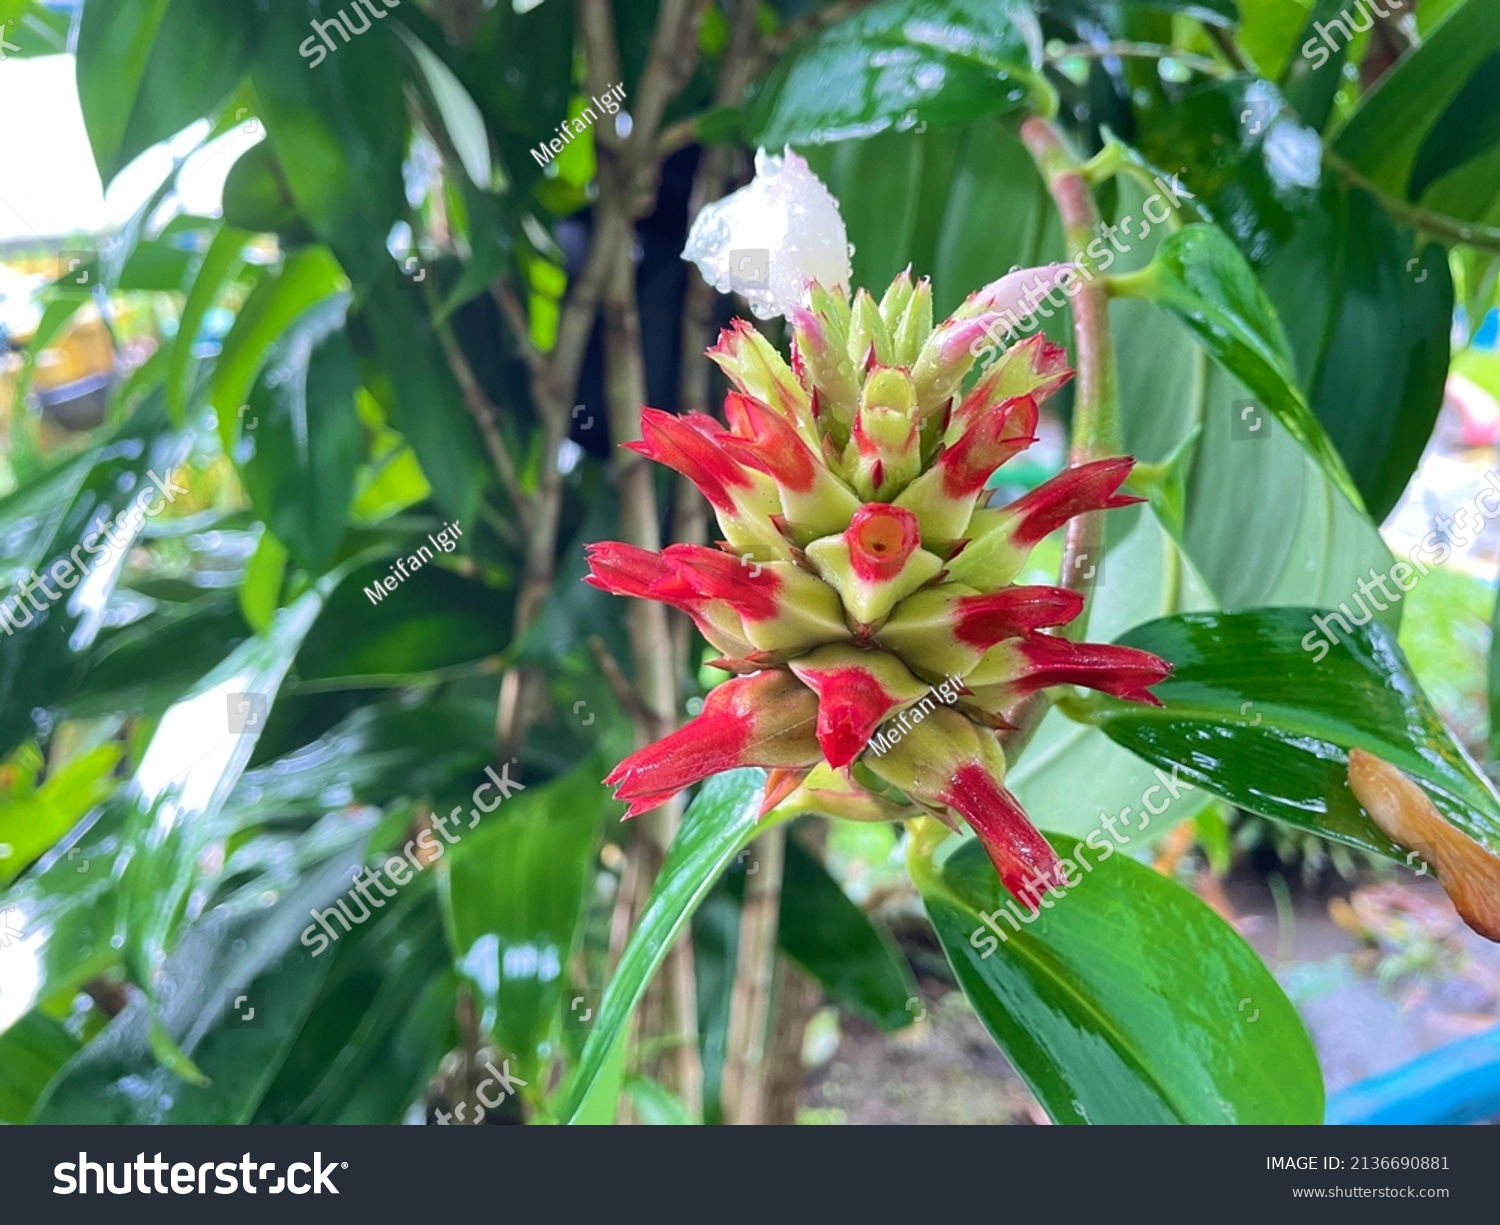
[1347,748,1500,942]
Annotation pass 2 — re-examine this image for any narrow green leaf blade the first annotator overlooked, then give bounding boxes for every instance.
[208,246,348,448]
[238,297,363,574]
[558,769,774,1123]
[76,0,259,185]
[165,225,249,423]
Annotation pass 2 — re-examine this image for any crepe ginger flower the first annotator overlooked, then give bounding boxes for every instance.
[682,147,852,320]
[586,267,1172,907]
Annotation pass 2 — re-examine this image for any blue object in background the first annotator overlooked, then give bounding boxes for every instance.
[1475,308,1500,351]
[1326,1024,1500,1124]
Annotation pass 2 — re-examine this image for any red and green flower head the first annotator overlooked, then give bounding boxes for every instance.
[586,271,1171,904]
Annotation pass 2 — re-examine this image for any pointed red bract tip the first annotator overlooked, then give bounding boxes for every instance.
[652,543,782,622]
[952,586,1084,650]
[706,317,755,362]
[1008,334,1074,401]
[791,665,900,769]
[604,702,754,805]
[604,672,821,816]
[941,763,1065,909]
[1012,634,1173,705]
[1025,337,1073,398]
[1006,457,1141,548]
[717,392,819,494]
[845,504,922,583]
[628,407,753,513]
[939,395,1040,498]
[584,541,672,600]
[721,390,757,435]
[759,767,808,817]
[955,338,1072,428]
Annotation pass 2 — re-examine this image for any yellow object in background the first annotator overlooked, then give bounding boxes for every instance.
[0,261,117,433]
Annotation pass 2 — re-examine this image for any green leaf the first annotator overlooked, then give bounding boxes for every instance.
[440,758,606,1074]
[745,0,1048,148]
[221,140,313,239]
[624,1077,694,1125]
[0,393,190,759]
[1106,106,1449,525]
[250,4,409,287]
[1112,302,1395,620]
[1113,224,1363,508]
[32,814,378,1124]
[76,0,260,185]
[208,246,348,448]
[118,584,334,985]
[1131,78,1318,270]
[239,297,363,574]
[254,892,455,1124]
[0,804,127,1037]
[239,528,287,635]
[354,271,491,525]
[558,769,775,1123]
[165,225,249,423]
[1408,50,1500,201]
[226,699,495,821]
[689,884,740,1125]
[803,130,924,293]
[460,0,573,138]
[0,743,122,886]
[59,591,252,725]
[929,117,1064,317]
[395,24,493,189]
[1094,609,1500,859]
[1278,0,1354,131]
[915,835,1322,1123]
[568,1024,628,1125]
[117,227,203,293]
[1333,0,1500,204]
[777,838,916,1030]
[295,563,511,685]
[0,1,67,61]
[0,1011,77,1123]
[1260,183,1452,521]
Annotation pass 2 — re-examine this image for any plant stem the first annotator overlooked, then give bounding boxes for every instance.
[1003,116,1124,761]
[1046,42,1231,79]
[1325,149,1500,257]
[578,0,710,1121]
[433,313,529,530]
[720,822,787,1125]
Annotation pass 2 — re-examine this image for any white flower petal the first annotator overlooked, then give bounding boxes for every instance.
[682,147,852,320]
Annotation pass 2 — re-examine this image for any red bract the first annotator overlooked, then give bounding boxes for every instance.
[590,270,1172,903]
